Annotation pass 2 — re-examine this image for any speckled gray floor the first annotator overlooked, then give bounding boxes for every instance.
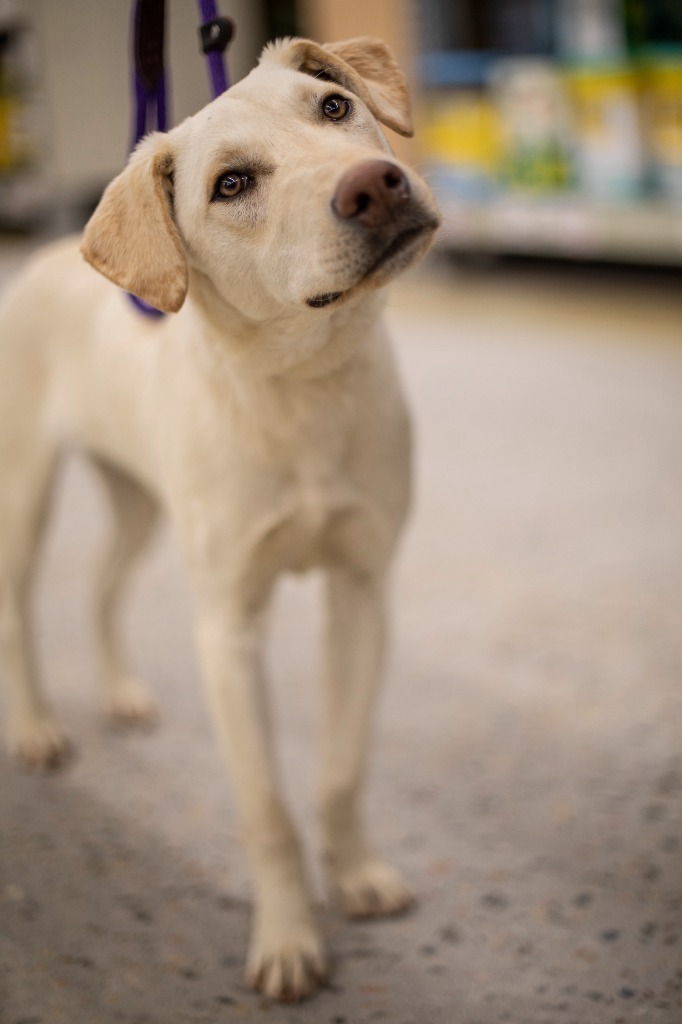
[1,253,681,1024]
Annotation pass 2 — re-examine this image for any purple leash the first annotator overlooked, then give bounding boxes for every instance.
[129,0,233,317]
[198,0,232,96]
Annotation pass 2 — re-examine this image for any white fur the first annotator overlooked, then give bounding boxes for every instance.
[0,36,438,1001]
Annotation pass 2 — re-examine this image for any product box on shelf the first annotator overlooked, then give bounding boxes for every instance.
[639,46,682,200]
[564,60,645,201]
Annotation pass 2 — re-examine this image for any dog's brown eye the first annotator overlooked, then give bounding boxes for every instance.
[214,172,249,200]
[322,95,351,121]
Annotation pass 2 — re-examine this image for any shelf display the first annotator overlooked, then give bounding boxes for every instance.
[416,0,682,263]
[0,3,47,228]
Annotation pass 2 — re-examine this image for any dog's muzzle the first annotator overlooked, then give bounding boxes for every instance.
[306,159,439,310]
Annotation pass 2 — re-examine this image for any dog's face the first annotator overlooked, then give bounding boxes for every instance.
[82,37,440,320]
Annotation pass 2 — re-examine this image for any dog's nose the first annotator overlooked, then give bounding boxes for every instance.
[332,160,411,227]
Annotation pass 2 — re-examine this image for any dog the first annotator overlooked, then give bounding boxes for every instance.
[0,36,439,1000]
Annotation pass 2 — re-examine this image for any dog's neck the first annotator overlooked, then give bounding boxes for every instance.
[176,267,390,468]
[184,266,386,382]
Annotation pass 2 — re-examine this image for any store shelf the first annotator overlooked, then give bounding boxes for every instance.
[415,0,682,267]
[434,195,682,265]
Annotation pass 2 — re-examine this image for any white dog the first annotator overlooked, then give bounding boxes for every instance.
[0,36,439,1000]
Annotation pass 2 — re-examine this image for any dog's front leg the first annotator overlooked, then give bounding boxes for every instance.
[195,602,326,1000]
[318,567,414,918]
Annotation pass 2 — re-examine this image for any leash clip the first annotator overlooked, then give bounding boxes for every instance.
[200,16,234,55]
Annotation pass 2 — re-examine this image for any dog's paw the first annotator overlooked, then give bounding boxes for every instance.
[246,919,327,1002]
[332,856,415,919]
[9,716,73,771]
[105,676,158,728]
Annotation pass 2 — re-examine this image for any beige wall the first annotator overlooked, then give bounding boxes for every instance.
[298,0,414,76]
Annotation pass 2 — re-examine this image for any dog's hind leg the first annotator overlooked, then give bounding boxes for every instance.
[90,457,160,727]
[0,445,70,769]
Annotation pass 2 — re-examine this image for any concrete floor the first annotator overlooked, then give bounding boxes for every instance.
[1,248,681,1024]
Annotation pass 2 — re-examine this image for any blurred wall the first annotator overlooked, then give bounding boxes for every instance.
[298,0,413,72]
[29,0,266,204]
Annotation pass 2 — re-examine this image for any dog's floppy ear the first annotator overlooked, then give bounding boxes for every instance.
[81,132,188,314]
[322,37,413,138]
[266,36,413,138]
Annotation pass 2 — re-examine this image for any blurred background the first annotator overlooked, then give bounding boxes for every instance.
[1,3,681,1023]
[1,0,682,259]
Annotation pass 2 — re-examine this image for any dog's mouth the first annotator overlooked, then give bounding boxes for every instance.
[306,221,437,310]
[360,224,430,282]
[307,291,343,309]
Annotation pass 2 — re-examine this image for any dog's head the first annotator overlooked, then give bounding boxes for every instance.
[81,37,440,319]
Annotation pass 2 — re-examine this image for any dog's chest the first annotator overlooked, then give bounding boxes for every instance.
[247,396,377,574]
[265,445,366,574]
[180,348,398,581]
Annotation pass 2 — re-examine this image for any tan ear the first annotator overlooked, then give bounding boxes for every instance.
[323,37,413,138]
[262,36,413,138]
[81,133,188,314]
